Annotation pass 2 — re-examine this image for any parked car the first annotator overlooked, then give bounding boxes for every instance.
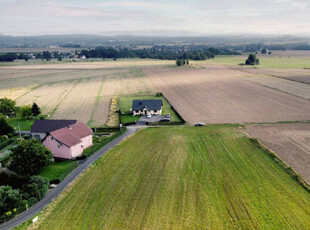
[165,113,171,118]
[195,122,206,126]
[146,114,152,119]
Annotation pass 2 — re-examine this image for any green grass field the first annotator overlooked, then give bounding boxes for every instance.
[119,95,181,124]
[39,161,79,182]
[7,117,34,131]
[33,126,310,229]
[208,55,310,68]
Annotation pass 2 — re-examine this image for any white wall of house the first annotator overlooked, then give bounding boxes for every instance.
[31,132,47,141]
[133,108,162,116]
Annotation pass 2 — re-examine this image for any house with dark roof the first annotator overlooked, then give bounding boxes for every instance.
[31,119,77,141]
[132,99,163,116]
[43,122,93,159]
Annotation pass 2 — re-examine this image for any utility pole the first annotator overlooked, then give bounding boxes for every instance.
[18,123,22,140]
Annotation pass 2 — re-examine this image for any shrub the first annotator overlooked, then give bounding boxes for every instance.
[21,176,49,201]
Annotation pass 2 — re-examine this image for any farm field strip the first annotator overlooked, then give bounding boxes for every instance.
[241,75,310,100]
[0,85,35,100]
[144,66,310,124]
[50,78,103,123]
[247,123,310,184]
[17,82,77,115]
[31,126,310,229]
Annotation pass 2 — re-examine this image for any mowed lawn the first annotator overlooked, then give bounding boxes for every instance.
[33,126,310,229]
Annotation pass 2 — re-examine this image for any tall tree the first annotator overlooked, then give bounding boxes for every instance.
[9,139,53,177]
[0,98,17,117]
[31,103,41,116]
[20,105,32,119]
[245,54,259,65]
[0,114,14,135]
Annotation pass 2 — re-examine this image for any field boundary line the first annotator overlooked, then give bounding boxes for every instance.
[88,77,105,126]
[245,133,310,193]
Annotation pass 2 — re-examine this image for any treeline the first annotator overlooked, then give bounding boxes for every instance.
[79,46,239,60]
[0,53,29,62]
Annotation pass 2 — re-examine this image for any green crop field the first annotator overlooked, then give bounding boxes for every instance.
[207,55,310,68]
[32,126,310,229]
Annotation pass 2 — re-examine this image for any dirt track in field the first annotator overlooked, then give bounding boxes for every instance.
[247,123,310,184]
[144,65,310,124]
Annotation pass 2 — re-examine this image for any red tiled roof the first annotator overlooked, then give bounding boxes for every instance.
[50,122,92,147]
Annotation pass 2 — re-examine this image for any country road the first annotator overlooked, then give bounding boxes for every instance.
[0,126,139,230]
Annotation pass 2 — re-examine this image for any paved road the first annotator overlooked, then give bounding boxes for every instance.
[0,126,139,230]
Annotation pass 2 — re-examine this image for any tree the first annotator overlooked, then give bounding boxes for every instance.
[31,103,41,116]
[42,51,51,61]
[0,186,26,222]
[0,98,17,117]
[21,176,49,201]
[268,51,272,55]
[0,114,14,136]
[245,54,260,65]
[261,48,267,54]
[9,139,53,177]
[20,105,32,119]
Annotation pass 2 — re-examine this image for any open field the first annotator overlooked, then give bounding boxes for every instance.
[144,66,310,124]
[0,59,174,68]
[11,68,157,126]
[204,55,310,68]
[247,123,310,184]
[232,67,310,84]
[30,126,310,229]
[241,75,310,100]
[0,86,34,100]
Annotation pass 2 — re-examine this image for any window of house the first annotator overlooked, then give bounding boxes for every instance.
[81,145,84,148]
[57,144,60,149]
[50,136,54,140]
[154,110,157,112]
[135,110,139,113]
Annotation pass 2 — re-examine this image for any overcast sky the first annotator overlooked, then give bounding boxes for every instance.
[0,0,309,36]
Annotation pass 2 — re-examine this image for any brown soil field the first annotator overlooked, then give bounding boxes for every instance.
[247,123,310,184]
[90,98,110,127]
[144,66,310,124]
[232,67,310,84]
[242,75,310,100]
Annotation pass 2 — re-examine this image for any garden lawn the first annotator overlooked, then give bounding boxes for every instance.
[7,117,34,131]
[119,95,181,124]
[39,161,79,182]
[33,126,310,229]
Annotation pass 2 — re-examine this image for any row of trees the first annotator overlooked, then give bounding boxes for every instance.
[0,98,41,119]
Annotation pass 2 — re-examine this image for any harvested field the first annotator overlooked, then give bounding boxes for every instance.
[144,66,310,124]
[0,68,126,89]
[17,82,76,115]
[247,123,310,184]
[101,70,157,96]
[242,75,310,100]
[1,59,174,69]
[90,98,110,127]
[232,67,310,84]
[0,86,34,100]
[51,78,103,123]
[32,126,310,229]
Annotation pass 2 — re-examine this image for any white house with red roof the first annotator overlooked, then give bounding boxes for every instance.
[42,122,93,159]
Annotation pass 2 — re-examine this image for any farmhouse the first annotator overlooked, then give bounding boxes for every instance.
[31,119,77,141]
[132,99,163,116]
[43,122,93,159]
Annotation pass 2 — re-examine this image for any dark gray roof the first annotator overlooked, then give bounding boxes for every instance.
[31,119,77,133]
[132,100,163,111]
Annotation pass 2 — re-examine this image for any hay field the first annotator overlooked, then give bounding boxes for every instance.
[247,123,310,184]
[242,75,310,100]
[0,86,34,100]
[144,66,310,124]
[30,126,310,229]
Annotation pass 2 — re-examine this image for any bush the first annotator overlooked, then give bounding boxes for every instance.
[245,54,259,65]
[0,115,14,136]
[21,176,49,201]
